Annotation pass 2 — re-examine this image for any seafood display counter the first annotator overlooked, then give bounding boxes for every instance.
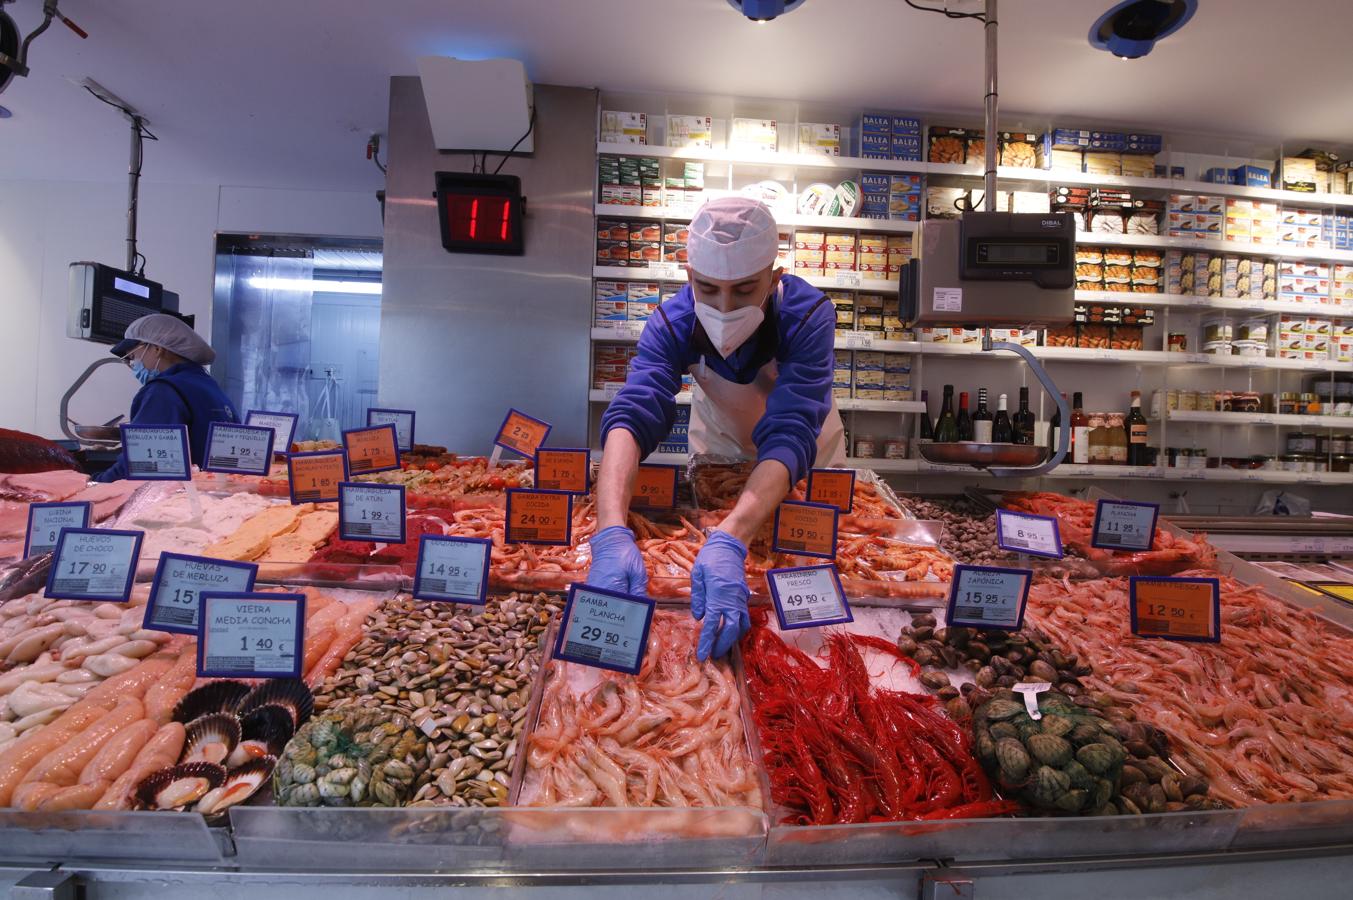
[1,457,1352,898]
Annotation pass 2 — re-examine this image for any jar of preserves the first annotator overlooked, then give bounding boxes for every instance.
[883,438,908,459]
[1280,454,1303,472]
[1279,393,1300,415]
[1334,454,1353,474]
[1178,390,1198,411]
[1287,432,1317,454]
[854,435,878,459]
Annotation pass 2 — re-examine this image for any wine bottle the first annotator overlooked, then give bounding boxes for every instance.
[1014,386,1036,446]
[1048,392,1066,459]
[1071,392,1090,464]
[956,391,974,442]
[918,390,934,444]
[993,393,1014,443]
[1127,390,1150,465]
[972,388,993,443]
[934,385,959,442]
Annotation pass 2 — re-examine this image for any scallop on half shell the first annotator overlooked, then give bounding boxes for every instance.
[237,679,314,728]
[180,712,242,766]
[171,680,251,724]
[135,762,227,810]
[226,706,294,769]
[196,756,277,817]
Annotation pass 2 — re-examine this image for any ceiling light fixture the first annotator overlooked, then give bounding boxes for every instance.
[1089,0,1196,60]
[726,0,807,23]
[246,277,382,295]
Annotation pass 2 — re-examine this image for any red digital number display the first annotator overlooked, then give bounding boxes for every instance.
[445,194,513,245]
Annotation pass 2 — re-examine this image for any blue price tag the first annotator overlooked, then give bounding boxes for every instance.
[203,422,276,476]
[338,482,406,543]
[120,424,191,480]
[45,528,142,602]
[367,408,416,452]
[244,410,298,456]
[945,564,1032,631]
[196,592,306,679]
[767,564,853,630]
[553,584,655,675]
[24,501,91,558]
[413,536,491,605]
[995,509,1064,559]
[144,552,259,635]
[1091,499,1159,552]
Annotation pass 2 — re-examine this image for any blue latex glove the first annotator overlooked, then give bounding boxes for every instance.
[586,525,648,594]
[690,530,750,661]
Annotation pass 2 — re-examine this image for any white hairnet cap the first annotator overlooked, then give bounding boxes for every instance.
[114,314,216,365]
[686,197,779,281]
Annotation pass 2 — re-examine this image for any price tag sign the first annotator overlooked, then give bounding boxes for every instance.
[1129,576,1221,643]
[631,464,679,509]
[338,482,406,543]
[553,583,655,675]
[342,424,400,474]
[203,422,276,476]
[995,509,1064,559]
[945,564,1032,631]
[1091,499,1159,552]
[841,330,875,350]
[648,262,681,280]
[834,272,863,288]
[244,410,298,456]
[367,408,416,452]
[197,592,306,679]
[767,564,853,630]
[287,450,347,504]
[144,553,258,635]
[806,468,856,513]
[413,536,491,605]
[772,500,839,559]
[120,424,191,480]
[45,528,142,602]
[505,489,573,545]
[534,448,590,494]
[494,409,552,458]
[24,501,91,558]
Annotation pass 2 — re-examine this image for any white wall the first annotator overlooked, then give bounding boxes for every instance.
[0,178,381,440]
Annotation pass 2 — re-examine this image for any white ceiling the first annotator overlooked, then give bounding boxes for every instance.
[3,0,1351,194]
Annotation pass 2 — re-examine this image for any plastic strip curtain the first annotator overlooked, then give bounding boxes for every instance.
[229,255,316,438]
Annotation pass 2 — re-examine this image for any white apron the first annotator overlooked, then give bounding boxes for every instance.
[688,358,847,469]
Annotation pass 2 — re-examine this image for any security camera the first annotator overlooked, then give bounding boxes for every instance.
[0,0,87,97]
[726,0,808,23]
[1089,0,1196,60]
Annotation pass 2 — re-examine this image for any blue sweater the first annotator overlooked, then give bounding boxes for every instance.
[96,363,239,482]
[600,274,834,482]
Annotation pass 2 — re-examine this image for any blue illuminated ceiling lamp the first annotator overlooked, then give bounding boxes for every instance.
[726,0,808,23]
[1089,0,1197,59]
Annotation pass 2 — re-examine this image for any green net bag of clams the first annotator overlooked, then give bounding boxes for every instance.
[275,708,428,808]
[972,688,1128,816]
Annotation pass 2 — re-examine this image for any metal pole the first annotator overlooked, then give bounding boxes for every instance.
[126,115,140,271]
[983,0,998,211]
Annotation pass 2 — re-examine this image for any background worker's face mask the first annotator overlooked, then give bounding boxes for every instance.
[129,346,160,385]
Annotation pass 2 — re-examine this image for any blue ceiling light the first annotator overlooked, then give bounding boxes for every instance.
[1089,0,1197,59]
[726,0,808,23]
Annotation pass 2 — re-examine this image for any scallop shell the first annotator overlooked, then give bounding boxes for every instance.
[226,706,294,768]
[172,680,251,724]
[135,762,227,810]
[196,756,276,816]
[180,712,242,766]
[238,679,314,727]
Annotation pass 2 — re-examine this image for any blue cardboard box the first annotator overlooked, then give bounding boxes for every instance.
[860,173,892,190]
[1231,165,1271,187]
[1202,167,1235,184]
[861,114,892,134]
[891,147,922,161]
[890,116,922,135]
[1050,129,1092,149]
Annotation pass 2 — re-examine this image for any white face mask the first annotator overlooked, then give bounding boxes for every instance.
[694,299,766,358]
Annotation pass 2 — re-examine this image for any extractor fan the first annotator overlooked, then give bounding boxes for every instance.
[0,0,87,97]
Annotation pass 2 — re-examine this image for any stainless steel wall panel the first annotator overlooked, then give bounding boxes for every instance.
[380,77,596,451]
